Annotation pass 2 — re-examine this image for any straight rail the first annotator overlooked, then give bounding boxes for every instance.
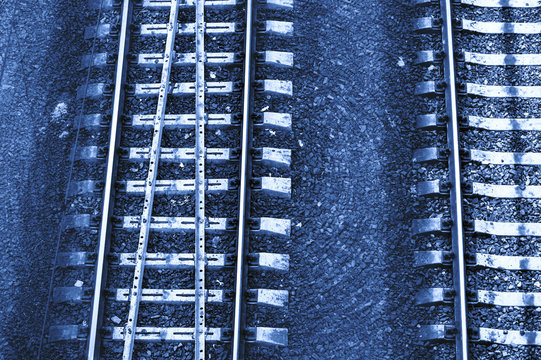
[121,1,179,359]
[87,1,133,358]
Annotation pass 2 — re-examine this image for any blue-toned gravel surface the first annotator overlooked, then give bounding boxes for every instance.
[285,1,424,359]
[0,0,429,359]
[0,0,90,357]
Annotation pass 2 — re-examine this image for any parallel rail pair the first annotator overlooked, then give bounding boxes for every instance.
[40,0,294,358]
[413,0,541,359]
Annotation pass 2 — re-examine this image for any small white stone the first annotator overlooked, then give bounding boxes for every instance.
[52,102,68,120]
[59,131,69,139]
[111,316,122,325]
[261,106,269,112]
[74,280,83,287]
[296,222,302,228]
[209,71,216,79]
[535,281,540,288]
[298,139,303,147]
[268,130,276,136]
[397,57,405,67]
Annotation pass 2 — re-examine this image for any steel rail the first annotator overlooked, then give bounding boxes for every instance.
[121,1,179,359]
[440,0,469,358]
[87,1,133,358]
[194,0,207,358]
[232,0,256,358]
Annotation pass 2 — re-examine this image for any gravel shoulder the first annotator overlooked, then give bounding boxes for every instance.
[0,0,90,357]
[287,1,424,359]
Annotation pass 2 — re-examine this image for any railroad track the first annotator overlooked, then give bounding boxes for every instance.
[39,0,293,358]
[413,0,541,359]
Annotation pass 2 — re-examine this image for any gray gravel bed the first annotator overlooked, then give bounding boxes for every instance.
[465,198,541,223]
[468,234,541,257]
[415,234,453,252]
[462,163,541,186]
[415,197,450,218]
[456,32,541,54]
[459,98,541,118]
[420,267,453,288]
[469,268,541,292]
[471,344,541,360]
[460,65,541,86]
[469,306,541,331]
[60,230,98,252]
[461,129,541,152]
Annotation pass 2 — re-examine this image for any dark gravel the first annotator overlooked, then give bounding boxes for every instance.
[281,1,424,359]
[0,0,94,358]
